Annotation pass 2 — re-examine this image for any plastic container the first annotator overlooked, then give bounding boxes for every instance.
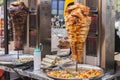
[34,48,41,71]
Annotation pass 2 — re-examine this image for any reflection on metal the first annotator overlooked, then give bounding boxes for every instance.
[86,0,98,11]
[22,0,39,54]
[84,0,100,66]
[39,0,51,57]
[28,0,39,48]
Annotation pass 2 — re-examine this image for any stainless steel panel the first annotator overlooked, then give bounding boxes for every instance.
[84,0,115,70]
[47,63,104,80]
[39,0,51,57]
[86,0,98,11]
[84,0,100,66]
[22,0,39,53]
[101,0,115,71]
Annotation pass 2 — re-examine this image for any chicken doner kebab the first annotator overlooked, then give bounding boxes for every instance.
[9,2,28,50]
[65,3,91,63]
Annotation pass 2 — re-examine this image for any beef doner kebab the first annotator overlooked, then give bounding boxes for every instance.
[65,3,91,63]
[9,2,28,50]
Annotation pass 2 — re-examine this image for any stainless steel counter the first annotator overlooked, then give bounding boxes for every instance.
[0,54,53,80]
[0,54,119,80]
[0,65,53,80]
[0,64,119,80]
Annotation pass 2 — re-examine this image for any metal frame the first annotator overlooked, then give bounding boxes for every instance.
[97,0,101,68]
[4,0,8,54]
[101,0,115,71]
[39,0,51,57]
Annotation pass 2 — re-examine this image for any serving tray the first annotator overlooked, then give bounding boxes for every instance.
[47,62,104,80]
[0,54,33,67]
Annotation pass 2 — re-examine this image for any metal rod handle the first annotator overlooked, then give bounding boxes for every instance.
[75,61,78,72]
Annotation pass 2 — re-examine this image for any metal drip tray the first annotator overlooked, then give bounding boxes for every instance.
[47,62,104,80]
[0,54,33,67]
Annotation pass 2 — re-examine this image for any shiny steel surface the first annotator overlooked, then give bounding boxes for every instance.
[0,54,33,65]
[101,0,115,71]
[47,63,104,80]
[39,0,51,57]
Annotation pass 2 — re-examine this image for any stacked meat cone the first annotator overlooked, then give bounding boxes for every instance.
[9,2,28,50]
[65,3,91,63]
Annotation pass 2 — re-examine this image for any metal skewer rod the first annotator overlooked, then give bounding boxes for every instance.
[17,50,20,59]
[76,61,78,72]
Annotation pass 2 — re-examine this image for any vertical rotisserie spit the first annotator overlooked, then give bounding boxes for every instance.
[9,2,28,50]
[65,3,91,63]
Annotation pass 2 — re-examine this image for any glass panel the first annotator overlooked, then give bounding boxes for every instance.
[52,0,57,10]
[29,14,37,48]
[86,37,97,56]
[52,10,57,15]
[51,0,57,15]
[59,1,64,10]
[86,0,98,11]
[59,10,64,15]
[86,13,98,56]
[85,0,98,56]
[29,0,38,48]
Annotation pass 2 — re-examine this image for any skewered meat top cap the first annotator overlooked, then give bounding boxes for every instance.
[11,1,25,6]
[9,1,28,17]
[65,3,91,26]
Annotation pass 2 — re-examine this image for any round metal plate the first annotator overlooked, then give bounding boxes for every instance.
[46,63,104,80]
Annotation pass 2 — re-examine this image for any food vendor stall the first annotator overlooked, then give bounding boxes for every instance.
[0,0,120,80]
